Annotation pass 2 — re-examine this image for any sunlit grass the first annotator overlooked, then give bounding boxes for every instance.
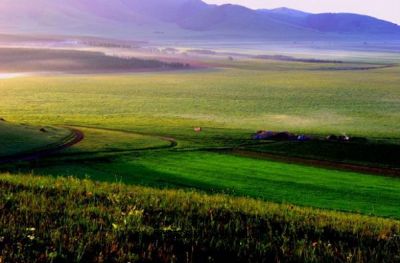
[0,65,399,139]
[1,61,400,219]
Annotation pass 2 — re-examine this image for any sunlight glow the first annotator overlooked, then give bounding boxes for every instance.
[0,73,25,79]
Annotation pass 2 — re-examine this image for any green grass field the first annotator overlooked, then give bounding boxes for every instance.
[0,122,70,157]
[1,174,399,262]
[0,57,399,219]
[62,127,172,154]
[1,63,399,139]
[1,52,400,261]
[21,151,400,218]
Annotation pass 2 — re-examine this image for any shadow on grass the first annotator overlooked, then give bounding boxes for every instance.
[0,152,235,197]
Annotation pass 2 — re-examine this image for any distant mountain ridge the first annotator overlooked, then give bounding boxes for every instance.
[0,0,399,40]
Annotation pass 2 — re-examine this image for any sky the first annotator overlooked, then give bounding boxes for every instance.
[204,0,400,25]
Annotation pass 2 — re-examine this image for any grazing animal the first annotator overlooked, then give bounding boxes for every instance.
[39,128,47,133]
[194,127,202,132]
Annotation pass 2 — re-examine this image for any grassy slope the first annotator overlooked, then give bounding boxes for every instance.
[130,152,400,218]
[0,122,70,157]
[56,151,400,218]
[1,174,399,262]
[19,150,400,219]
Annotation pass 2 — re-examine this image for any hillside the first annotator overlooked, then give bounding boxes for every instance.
[0,121,70,158]
[0,0,399,40]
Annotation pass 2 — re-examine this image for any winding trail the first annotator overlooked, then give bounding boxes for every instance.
[1,124,399,178]
[66,125,178,149]
[38,125,179,159]
[0,128,84,165]
[0,125,179,164]
[68,126,399,178]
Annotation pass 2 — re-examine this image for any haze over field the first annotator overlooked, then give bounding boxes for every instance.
[0,0,400,40]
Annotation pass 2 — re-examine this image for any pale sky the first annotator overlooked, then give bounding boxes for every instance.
[204,0,400,25]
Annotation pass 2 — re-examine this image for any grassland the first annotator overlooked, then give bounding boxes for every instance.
[0,122,70,157]
[1,174,399,262]
[0,50,400,261]
[1,62,399,139]
[62,127,172,154]
[0,57,399,217]
[17,150,400,218]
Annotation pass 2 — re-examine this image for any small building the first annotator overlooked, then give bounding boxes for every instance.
[326,135,338,141]
[338,135,350,142]
[253,130,276,140]
[297,135,312,142]
[253,130,296,141]
[274,132,296,141]
[327,134,351,142]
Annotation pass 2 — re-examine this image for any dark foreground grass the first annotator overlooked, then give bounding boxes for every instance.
[1,174,399,262]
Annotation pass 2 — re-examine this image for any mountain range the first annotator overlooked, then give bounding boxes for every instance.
[0,0,399,41]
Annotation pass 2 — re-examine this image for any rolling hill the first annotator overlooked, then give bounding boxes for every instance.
[0,0,399,40]
[0,121,71,158]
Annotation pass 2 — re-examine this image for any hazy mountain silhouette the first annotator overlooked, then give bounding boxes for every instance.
[0,0,399,40]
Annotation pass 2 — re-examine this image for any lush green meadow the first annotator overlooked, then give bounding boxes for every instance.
[1,54,400,261]
[0,122,70,157]
[62,127,171,154]
[1,174,400,262]
[0,58,400,219]
[17,150,400,218]
[0,62,399,139]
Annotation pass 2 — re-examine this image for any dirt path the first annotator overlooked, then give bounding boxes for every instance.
[227,149,400,178]
[63,126,400,177]
[0,128,84,165]
[3,123,397,178]
[65,125,178,149]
